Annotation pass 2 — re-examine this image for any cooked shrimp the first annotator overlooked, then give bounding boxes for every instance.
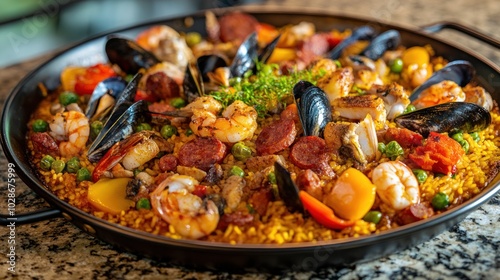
[371,161,420,211]
[403,63,433,88]
[412,80,466,109]
[189,97,258,143]
[316,67,354,104]
[369,82,410,120]
[49,110,89,157]
[464,85,493,112]
[150,174,219,239]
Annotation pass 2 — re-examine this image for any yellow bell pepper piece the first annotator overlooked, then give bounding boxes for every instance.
[88,178,135,215]
[324,168,376,221]
[60,66,86,92]
[402,46,430,67]
[266,48,297,64]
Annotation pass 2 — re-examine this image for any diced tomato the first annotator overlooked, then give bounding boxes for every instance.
[384,127,423,148]
[134,89,158,102]
[192,185,207,198]
[409,132,465,175]
[74,63,116,95]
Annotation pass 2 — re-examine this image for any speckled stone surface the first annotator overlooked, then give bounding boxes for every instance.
[1,0,499,279]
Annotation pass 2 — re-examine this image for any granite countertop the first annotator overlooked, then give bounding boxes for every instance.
[1,0,499,279]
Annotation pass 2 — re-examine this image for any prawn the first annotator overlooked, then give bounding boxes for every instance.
[150,174,219,239]
[412,80,466,109]
[49,110,89,157]
[371,161,420,211]
[189,97,258,143]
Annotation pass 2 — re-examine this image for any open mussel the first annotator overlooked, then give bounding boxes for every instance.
[105,37,160,74]
[293,81,332,137]
[410,60,475,102]
[360,29,401,61]
[327,25,376,60]
[85,77,127,121]
[394,102,491,137]
[274,162,304,213]
[229,32,259,78]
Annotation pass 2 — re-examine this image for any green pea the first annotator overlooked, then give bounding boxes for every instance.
[185,32,202,47]
[230,166,245,177]
[76,168,91,182]
[431,192,450,210]
[459,139,470,153]
[385,141,404,160]
[185,128,193,136]
[231,142,252,161]
[412,169,428,184]
[160,125,177,139]
[334,60,342,68]
[66,157,81,173]
[403,104,416,114]
[136,198,151,210]
[389,58,403,73]
[32,119,49,132]
[268,172,277,185]
[90,121,103,140]
[40,155,55,171]
[170,97,186,109]
[363,211,382,224]
[59,91,78,106]
[378,142,386,154]
[469,132,480,142]
[135,123,152,132]
[51,160,65,173]
[451,132,464,142]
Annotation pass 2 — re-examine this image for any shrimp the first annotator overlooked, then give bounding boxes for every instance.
[150,174,219,239]
[403,63,433,88]
[412,80,466,109]
[49,110,89,157]
[189,97,258,143]
[371,161,420,211]
[464,85,493,112]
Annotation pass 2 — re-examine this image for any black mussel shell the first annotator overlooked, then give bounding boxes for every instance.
[105,37,160,74]
[410,60,475,102]
[197,55,228,82]
[258,34,282,64]
[229,32,258,77]
[394,102,491,137]
[361,29,401,60]
[274,162,304,213]
[293,81,332,137]
[85,77,127,119]
[183,61,205,103]
[327,25,377,60]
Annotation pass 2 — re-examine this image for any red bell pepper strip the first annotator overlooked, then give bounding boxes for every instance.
[299,190,355,230]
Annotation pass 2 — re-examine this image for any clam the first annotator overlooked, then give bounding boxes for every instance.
[327,25,376,60]
[410,60,475,102]
[105,37,160,74]
[293,81,332,137]
[274,162,304,213]
[394,102,491,137]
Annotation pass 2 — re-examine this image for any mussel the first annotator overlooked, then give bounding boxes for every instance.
[327,25,377,60]
[274,162,304,213]
[183,61,205,103]
[360,29,401,61]
[410,60,475,102]
[105,37,160,74]
[394,102,491,137]
[85,77,127,121]
[229,32,259,78]
[293,81,332,137]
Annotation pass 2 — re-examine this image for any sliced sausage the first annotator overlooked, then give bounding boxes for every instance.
[148,102,175,113]
[219,12,258,44]
[158,154,178,172]
[296,169,322,201]
[297,33,330,66]
[31,132,60,157]
[217,211,254,231]
[145,71,180,100]
[290,136,335,177]
[256,118,296,155]
[384,127,423,148]
[178,137,227,171]
[396,203,435,225]
[248,188,272,216]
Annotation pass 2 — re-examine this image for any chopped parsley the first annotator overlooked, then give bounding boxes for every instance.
[209,62,324,117]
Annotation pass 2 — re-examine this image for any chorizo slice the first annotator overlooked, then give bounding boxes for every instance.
[256,118,296,155]
[31,132,60,157]
[290,136,335,177]
[145,71,180,100]
[158,154,178,172]
[178,137,227,171]
[296,169,322,201]
[396,203,435,225]
[218,12,258,44]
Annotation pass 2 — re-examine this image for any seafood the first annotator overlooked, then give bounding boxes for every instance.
[150,174,220,239]
[371,161,420,211]
[274,162,304,213]
[464,85,494,112]
[394,102,491,137]
[293,81,332,137]
[327,25,376,59]
[412,80,466,109]
[368,82,410,120]
[85,77,127,121]
[229,32,259,78]
[360,30,401,61]
[189,97,258,143]
[49,110,90,157]
[105,37,160,74]
[316,67,354,104]
[221,175,246,210]
[332,94,387,126]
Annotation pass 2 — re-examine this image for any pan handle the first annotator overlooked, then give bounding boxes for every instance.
[420,21,500,49]
[0,208,61,226]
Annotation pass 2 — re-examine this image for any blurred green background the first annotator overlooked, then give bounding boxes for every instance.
[0,0,261,67]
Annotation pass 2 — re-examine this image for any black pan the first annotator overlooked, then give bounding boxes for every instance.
[1,6,500,272]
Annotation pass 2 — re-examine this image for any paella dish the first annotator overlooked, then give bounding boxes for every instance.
[27,11,500,244]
